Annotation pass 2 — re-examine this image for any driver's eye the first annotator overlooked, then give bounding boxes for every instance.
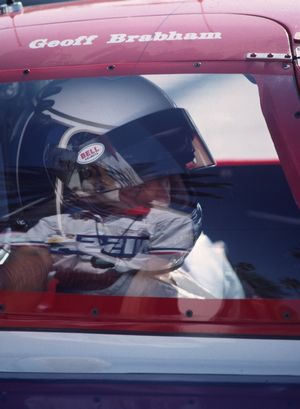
[79,167,93,179]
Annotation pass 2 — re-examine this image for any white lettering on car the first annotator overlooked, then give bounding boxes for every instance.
[29,35,98,49]
[28,31,222,49]
[107,31,222,44]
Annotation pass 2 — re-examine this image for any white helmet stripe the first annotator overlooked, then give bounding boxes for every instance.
[46,108,114,133]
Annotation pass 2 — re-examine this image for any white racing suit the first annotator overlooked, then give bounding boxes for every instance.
[6,205,244,298]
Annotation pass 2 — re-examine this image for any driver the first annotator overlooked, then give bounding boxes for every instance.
[0,76,244,298]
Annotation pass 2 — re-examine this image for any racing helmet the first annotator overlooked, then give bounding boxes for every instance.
[17,76,215,213]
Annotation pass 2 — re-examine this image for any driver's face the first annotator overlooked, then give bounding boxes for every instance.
[75,164,172,209]
[119,177,171,207]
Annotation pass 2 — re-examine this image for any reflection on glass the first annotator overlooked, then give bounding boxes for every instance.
[0,74,299,304]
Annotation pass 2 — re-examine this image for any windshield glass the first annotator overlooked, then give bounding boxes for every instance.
[0,73,300,333]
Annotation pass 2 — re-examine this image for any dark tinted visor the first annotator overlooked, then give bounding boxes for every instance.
[44,108,215,194]
[104,108,215,180]
[69,108,215,181]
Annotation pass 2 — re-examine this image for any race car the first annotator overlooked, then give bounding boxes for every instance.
[0,0,299,403]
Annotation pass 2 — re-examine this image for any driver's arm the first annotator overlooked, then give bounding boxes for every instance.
[0,245,52,291]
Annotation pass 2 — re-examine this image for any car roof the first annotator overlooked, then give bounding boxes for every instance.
[0,0,298,79]
[5,0,300,31]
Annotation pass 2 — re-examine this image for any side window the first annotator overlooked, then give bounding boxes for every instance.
[0,73,299,304]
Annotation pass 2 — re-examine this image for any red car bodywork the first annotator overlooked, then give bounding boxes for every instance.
[0,0,300,339]
[1,0,300,206]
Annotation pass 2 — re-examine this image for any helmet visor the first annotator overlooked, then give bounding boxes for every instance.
[104,108,215,179]
[45,108,215,195]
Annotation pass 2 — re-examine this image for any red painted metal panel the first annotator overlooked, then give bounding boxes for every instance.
[0,291,299,337]
[0,0,299,339]
[0,14,13,30]
[15,0,183,24]
[177,0,300,37]
[0,61,291,84]
[0,12,290,71]
[256,75,300,208]
[139,14,290,62]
